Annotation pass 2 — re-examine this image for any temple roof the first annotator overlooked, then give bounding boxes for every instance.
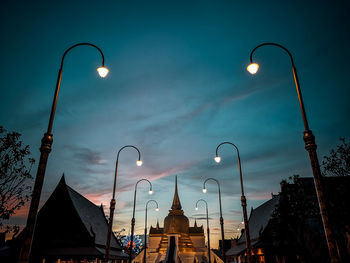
[32,175,126,259]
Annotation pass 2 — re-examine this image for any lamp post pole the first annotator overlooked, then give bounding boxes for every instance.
[19,43,108,263]
[105,146,143,263]
[144,200,159,263]
[215,142,252,263]
[203,178,226,263]
[195,199,211,263]
[247,42,340,263]
[129,179,153,263]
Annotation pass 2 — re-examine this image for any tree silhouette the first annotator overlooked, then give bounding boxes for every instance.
[322,137,350,177]
[0,126,35,234]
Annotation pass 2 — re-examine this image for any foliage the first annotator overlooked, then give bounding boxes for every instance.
[264,175,328,262]
[0,126,35,234]
[322,137,350,177]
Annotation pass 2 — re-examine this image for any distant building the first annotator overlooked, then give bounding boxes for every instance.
[226,195,279,263]
[226,176,350,263]
[132,177,223,263]
[28,175,127,263]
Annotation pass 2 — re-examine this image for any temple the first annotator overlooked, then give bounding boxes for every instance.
[133,177,222,263]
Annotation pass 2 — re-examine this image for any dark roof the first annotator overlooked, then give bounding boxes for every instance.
[149,226,164,235]
[226,195,279,256]
[32,175,127,259]
[65,183,120,248]
[189,226,204,234]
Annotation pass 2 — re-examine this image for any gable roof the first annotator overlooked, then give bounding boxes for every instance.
[40,175,123,252]
[65,182,120,248]
[226,195,279,256]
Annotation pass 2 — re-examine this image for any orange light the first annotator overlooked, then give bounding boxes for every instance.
[214,156,221,163]
[97,66,109,78]
[247,63,259,74]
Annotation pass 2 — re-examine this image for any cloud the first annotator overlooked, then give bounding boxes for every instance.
[64,145,107,165]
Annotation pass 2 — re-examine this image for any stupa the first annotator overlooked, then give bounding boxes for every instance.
[133,177,210,263]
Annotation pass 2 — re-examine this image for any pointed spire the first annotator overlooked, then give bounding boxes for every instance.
[171,176,182,210]
[156,220,160,229]
[59,173,66,185]
[194,219,198,228]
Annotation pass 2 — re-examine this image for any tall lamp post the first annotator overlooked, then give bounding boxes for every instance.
[202,178,226,263]
[19,43,109,263]
[144,200,159,263]
[129,179,153,263]
[105,145,143,262]
[215,142,252,263]
[247,42,340,263]
[195,199,211,263]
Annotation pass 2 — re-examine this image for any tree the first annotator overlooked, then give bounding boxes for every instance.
[0,126,35,234]
[322,137,350,177]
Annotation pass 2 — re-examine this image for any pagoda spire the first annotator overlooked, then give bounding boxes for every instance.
[171,176,182,210]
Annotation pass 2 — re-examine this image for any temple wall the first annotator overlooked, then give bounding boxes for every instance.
[190,235,206,251]
[148,236,162,251]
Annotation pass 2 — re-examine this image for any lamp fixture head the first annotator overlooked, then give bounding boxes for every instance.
[148,189,153,195]
[136,160,143,167]
[155,207,159,212]
[195,206,198,211]
[214,156,221,163]
[247,63,259,74]
[202,188,207,193]
[97,66,109,78]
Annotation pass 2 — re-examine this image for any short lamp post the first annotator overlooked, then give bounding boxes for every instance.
[129,179,153,263]
[19,43,109,263]
[215,142,252,263]
[144,200,159,263]
[195,199,211,263]
[105,145,143,263]
[202,178,226,263]
[247,42,340,263]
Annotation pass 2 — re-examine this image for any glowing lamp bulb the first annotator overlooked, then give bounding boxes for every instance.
[97,66,109,78]
[195,207,198,211]
[136,160,143,166]
[149,189,153,195]
[214,156,221,163]
[155,207,159,212]
[247,63,259,74]
[202,188,207,193]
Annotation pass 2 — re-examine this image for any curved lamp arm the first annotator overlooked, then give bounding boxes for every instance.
[215,142,245,195]
[111,145,142,200]
[202,178,222,217]
[249,42,295,67]
[203,178,220,193]
[247,42,309,130]
[60,42,106,69]
[47,42,108,134]
[146,200,159,211]
[195,199,208,211]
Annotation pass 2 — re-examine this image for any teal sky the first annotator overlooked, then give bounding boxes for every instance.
[1,0,350,247]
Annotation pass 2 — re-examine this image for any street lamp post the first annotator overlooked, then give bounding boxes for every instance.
[202,178,226,263]
[129,179,153,263]
[19,43,109,263]
[144,200,159,263]
[195,199,211,263]
[247,42,340,263]
[215,142,252,263]
[105,145,143,262]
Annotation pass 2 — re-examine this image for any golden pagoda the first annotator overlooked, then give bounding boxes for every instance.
[133,176,216,263]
